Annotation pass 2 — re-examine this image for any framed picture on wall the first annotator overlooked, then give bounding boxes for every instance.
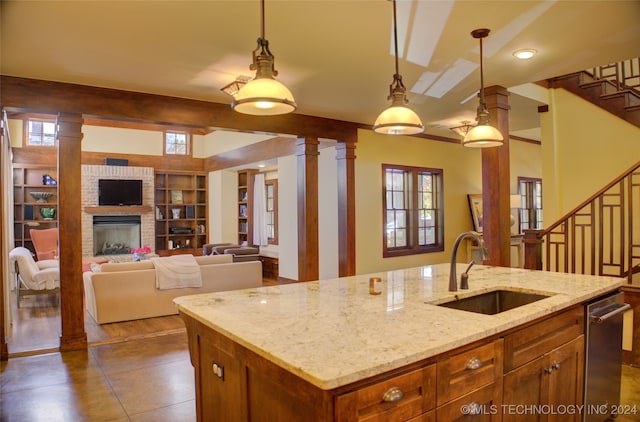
[467,194,483,232]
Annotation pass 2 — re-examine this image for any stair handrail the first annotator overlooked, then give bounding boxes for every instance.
[524,160,640,282]
[538,160,638,237]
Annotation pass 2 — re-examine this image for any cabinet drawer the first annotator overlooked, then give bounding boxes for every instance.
[436,339,503,406]
[335,365,436,422]
[503,307,583,372]
[436,379,503,422]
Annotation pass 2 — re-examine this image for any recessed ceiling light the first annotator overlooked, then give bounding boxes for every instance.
[513,49,537,60]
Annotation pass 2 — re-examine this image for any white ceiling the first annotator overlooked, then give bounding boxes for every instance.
[2,0,639,141]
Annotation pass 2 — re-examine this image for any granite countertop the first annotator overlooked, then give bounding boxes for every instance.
[173,264,623,390]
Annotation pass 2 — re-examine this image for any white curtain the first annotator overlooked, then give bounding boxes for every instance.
[2,112,15,338]
[252,173,268,246]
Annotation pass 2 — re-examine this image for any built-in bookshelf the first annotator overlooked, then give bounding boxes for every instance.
[13,164,59,256]
[237,170,257,246]
[155,171,207,255]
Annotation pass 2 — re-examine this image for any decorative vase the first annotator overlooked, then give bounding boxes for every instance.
[171,208,181,219]
[39,207,56,220]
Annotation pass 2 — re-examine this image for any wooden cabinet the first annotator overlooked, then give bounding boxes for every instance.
[13,164,59,256]
[259,256,279,280]
[335,365,436,421]
[154,171,207,255]
[503,308,585,422]
[503,336,584,422]
[436,380,503,422]
[181,307,588,422]
[436,340,503,421]
[237,170,256,246]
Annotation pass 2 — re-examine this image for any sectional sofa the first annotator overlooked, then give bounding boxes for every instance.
[83,254,262,324]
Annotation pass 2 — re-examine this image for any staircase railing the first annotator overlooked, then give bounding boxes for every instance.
[590,57,639,93]
[524,161,640,283]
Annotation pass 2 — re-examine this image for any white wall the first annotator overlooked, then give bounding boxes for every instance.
[277,155,298,280]
[82,126,163,155]
[208,170,237,244]
[318,147,339,280]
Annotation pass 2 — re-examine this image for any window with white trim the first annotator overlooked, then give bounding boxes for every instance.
[25,118,56,146]
[164,131,190,155]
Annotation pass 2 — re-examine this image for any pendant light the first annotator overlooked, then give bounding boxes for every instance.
[231,0,297,116]
[462,28,504,148]
[373,0,424,135]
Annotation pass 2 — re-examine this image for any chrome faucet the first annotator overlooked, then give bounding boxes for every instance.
[449,231,488,292]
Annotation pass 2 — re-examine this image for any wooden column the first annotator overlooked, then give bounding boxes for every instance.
[481,86,511,267]
[336,140,356,277]
[57,112,87,352]
[296,136,319,282]
[0,116,8,361]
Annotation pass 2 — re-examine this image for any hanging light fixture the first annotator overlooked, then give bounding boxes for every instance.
[373,0,424,135]
[231,0,296,116]
[450,120,474,137]
[462,28,503,148]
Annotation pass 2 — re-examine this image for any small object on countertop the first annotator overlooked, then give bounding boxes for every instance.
[369,277,382,295]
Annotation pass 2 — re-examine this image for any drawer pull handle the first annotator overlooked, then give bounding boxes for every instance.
[552,362,561,370]
[465,356,482,370]
[464,401,482,415]
[382,387,404,402]
[544,367,553,374]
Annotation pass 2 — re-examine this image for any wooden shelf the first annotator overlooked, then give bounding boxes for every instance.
[84,206,153,214]
[13,164,59,256]
[237,170,257,246]
[155,171,207,254]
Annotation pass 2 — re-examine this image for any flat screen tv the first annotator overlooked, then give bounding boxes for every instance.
[98,179,143,206]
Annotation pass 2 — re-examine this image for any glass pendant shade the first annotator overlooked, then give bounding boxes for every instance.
[373,0,423,136]
[462,28,503,148]
[231,0,296,116]
[232,77,296,116]
[373,104,424,135]
[462,124,504,147]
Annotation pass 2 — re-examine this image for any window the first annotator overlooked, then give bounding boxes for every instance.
[25,118,56,146]
[383,164,444,257]
[518,177,543,232]
[265,179,278,245]
[164,131,190,155]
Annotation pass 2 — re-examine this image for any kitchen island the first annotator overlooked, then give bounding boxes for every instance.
[174,264,624,421]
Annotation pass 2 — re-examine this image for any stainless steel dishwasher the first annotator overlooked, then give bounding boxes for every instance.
[584,291,630,422]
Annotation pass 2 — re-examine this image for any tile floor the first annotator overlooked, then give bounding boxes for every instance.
[2,331,639,421]
[1,333,195,421]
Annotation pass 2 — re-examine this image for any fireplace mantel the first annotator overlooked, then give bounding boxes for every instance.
[84,206,153,214]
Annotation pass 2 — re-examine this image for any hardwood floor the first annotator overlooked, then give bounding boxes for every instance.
[7,278,285,356]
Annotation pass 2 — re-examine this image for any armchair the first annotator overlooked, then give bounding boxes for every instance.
[30,228,59,261]
[9,247,60,308]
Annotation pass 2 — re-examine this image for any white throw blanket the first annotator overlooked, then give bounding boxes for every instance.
[151,255,202,290]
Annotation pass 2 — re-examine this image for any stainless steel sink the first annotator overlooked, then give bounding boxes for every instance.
[437,289,551,315]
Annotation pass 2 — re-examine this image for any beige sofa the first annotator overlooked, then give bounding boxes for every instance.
[83,254,262,324]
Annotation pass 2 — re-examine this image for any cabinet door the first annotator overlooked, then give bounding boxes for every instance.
[548,336,584,422]
[503,355,548,422]
[197,334,245,422]
[503,336,585,422]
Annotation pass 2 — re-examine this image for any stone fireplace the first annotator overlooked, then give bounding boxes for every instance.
[81,165,155,258]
